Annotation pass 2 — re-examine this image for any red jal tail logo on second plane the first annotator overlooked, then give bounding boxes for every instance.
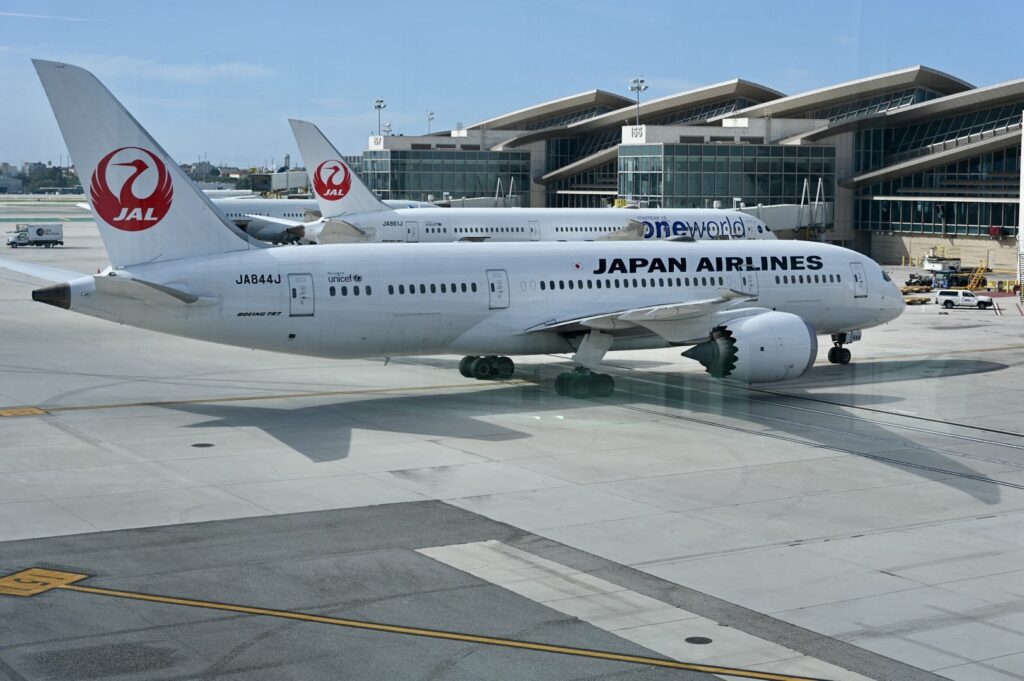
[313,160,352,201]
[90,147,173,231]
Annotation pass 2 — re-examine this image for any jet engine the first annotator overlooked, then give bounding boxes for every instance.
[681,311,817,384]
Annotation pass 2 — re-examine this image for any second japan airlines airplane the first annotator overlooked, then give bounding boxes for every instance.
[7,61,903,398]
[287,119,776,245]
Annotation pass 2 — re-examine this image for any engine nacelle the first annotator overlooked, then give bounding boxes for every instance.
[681,311,818,384]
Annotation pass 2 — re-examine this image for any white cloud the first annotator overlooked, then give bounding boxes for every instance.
[0,11,100,22]
[77,55,276,83]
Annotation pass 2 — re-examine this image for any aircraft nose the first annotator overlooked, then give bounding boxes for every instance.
[882,286,905,320]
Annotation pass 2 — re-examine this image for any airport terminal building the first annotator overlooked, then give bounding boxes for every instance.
[362,66,1024,269]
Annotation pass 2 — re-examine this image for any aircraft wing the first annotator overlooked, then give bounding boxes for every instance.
[526,289,761,342]
[596,219,645,241]
[243,214,303,227]
[0,257,86,283]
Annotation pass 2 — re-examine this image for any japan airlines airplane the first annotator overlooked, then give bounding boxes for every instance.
[76,196,434,244]
[288,119,776,245]
[5,61,903,398]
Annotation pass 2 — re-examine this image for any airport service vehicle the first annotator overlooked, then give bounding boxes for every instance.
[284,119,776,245]
[922,255,961,272]
[935,289,993,309]
[4,61,904,398]
[6,223,63,248]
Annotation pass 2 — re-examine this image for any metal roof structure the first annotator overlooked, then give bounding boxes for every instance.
[710,65,972,123]
[466,90,632,131]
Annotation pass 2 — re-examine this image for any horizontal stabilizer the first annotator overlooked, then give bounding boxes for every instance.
[317,219,369,243]
[93,275,217,307]
[0,256,85,283]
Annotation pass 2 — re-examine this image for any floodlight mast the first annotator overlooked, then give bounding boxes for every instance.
[374,98,386,136]
[629,76,648,127]
[427,111,435,135]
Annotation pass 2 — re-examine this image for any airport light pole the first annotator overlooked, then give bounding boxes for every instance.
[629,76,647,127]
[427,111,435,135]
[374,98,386,136]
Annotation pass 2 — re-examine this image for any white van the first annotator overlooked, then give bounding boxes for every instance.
[935,289,993,309]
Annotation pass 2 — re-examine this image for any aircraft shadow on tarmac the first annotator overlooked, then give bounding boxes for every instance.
[168,355,1009,505]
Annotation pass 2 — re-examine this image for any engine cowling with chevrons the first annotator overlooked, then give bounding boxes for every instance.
[681,311,818,383]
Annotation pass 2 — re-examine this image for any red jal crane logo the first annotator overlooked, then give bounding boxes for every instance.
[90,147,173,231]
[313,160,352,201]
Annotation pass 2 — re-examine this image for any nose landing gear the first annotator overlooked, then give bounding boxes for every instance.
[827,331,860,365]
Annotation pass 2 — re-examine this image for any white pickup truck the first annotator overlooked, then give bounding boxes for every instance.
[935,289,993,309]
[6,223,63,248]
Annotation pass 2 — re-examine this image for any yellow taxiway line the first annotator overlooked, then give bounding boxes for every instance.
[0,567,830,681]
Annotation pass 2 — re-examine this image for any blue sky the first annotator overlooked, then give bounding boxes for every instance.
[2,0,1023,168]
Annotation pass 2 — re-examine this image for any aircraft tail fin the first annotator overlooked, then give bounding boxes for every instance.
[289,119,391,218]
[33,59,265,269]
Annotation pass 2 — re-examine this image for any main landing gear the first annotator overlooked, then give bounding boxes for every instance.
[553,367,615,398]
[459,355,515,381]
[827,331,861,365]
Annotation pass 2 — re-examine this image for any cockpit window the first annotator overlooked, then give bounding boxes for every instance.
[882,271,892,282]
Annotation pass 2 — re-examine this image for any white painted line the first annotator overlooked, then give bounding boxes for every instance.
[418,540,876,681]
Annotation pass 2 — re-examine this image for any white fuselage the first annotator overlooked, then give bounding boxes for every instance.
[326,207,771,243]
[65,240,901,361]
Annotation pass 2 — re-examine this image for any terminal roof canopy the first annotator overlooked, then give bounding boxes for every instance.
[467,90,633,132]
[710,65,973,123]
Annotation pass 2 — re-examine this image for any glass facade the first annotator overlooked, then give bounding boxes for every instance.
[805,87,942,123]
[619,143,835,210]
[520,104,617,131]
[854,147,1020,236]
[547,161,618,208]
[855,101,1024,172]
[362,149,531,204]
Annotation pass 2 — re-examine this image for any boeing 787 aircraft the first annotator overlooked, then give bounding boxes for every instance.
[2,61,903,397]
[285,119,776,245]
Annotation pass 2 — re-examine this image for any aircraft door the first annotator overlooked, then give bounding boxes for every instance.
[288,273,315,316]
[528,220,540,241]
[849,262,868,298]
[486,269,510,309]
[739,270,758,297]
[405,221,419,242]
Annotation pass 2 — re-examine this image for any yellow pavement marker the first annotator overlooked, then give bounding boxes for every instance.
[0,567,830,681]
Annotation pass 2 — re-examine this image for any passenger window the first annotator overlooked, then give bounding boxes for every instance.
[568,280,574,289]
[430,284,436,293]
[341,286,348,296]
[419,284,426,293]
[775,276,780,284]
[614,279,620,288]
[353,286,360,296]
[399,284,405,294]
[559,281,565,289]
[540,281,546,290]
[330,286,336,296]
[388,284,394,295]
[471,283,477,292]
[366,286,372,296]
[461,283,468,292]
[587,280,593,289]
[440,283,447,293]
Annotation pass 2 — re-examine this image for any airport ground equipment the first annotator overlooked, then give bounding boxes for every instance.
[6,223,63,248]
[935,289,993,309]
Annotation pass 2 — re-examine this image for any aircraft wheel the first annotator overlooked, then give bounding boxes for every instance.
[827,347,838,364]
[837,348,851,365]
[590,373,615,397]
[494,356,515,379]
[459,356,476,378]
[472,356,496,380]
[567,373,591,398]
